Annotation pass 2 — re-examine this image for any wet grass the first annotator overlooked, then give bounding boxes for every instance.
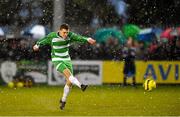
[0,85,180,116]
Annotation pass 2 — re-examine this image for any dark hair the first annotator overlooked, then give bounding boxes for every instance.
[60,23,69,30]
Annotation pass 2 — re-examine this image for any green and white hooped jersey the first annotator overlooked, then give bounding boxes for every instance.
[35,32,88,62]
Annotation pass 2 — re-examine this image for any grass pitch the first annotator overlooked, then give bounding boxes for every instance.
[0,85,180,116]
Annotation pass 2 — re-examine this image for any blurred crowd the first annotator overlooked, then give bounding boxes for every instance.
[0,35,180,61]
[0,0,128,36]
[0,0,53,35]
[0,0,180,61]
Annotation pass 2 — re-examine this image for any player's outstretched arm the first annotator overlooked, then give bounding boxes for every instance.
[69,32,96,44]
[87,37,96,45]
[33,44,39,51]
[32,32,55,52]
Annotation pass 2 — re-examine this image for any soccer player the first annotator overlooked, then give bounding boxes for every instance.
[122,37,136,87]
[33,23,96,110]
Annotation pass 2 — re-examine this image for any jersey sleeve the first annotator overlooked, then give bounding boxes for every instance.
[122,47,128,58]
[68,32,88,43]
[36,32,54,47]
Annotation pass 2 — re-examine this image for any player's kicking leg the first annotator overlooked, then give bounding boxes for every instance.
[63,68,88,92]
[60,68,88,110]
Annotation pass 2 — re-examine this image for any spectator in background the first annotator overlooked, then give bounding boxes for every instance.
[19,6,30,19]
[148,40,159,60]
[31,7,43,18]
[122,37,136,87]
[173,37,180,60]
[136,41,148,60]
[18,5,30,25]
[149,39,170,60]
[90,12,103,29]
[108,0,128,25]
[31,1,43,25]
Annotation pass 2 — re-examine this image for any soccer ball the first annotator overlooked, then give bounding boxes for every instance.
[17,82,24,88]
[8,82,14,88]
[143,79,156,91]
